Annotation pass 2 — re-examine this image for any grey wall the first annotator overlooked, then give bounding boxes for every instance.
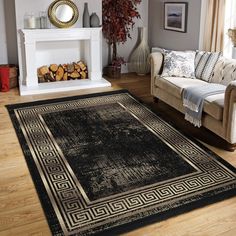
[0,0,7,64]
[149,0,202,51]
[0,0,148,72]
[1,0,202,68]
[0,0,18,64]
[4,0,18,64]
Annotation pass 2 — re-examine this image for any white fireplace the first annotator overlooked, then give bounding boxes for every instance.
[18,27,111,95]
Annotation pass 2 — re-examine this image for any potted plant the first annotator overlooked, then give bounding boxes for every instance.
[102,0,141,78]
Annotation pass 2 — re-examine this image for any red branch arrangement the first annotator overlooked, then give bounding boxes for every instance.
[102,0,141,66]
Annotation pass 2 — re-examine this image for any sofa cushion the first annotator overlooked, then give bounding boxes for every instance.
[161,50,196,78]
[195,51,222,82]
[155,76,225,120]
[210,57,236,86]
[155,76,208,98]
[204,94,224,120]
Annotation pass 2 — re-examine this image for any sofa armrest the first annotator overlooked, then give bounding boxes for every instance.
[223,81,236,143]
[149,52,163,95]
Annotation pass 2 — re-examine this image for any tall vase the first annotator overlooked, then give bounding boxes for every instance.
[83,2,90,27]
[130,27,150,75]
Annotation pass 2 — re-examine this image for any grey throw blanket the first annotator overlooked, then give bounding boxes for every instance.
[183,84,226,127]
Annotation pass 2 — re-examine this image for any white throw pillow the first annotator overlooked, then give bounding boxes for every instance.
[161,50,196,78]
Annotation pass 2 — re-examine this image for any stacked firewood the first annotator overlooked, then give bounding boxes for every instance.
[38,61,88,83]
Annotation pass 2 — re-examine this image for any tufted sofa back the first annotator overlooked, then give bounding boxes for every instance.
[210,57,236,86]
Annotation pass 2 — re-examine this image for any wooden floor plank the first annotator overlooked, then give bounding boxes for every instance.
[0,73,235,235]
[0,188,39,213]
[0,204,46,232]
[0,220,51,236]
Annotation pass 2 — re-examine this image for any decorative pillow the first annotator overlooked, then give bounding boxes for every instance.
[161,50,196,78]
[210,57,236,86]
[195,51,222,82]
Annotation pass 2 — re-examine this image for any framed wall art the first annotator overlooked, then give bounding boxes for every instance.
[164,2,188,33]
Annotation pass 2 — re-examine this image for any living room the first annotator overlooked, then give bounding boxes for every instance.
[0,0,236,235]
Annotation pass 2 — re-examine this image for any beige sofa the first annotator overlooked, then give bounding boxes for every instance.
[150,52,236,150]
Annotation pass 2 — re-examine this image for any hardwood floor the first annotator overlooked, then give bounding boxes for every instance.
[0,73,235,236]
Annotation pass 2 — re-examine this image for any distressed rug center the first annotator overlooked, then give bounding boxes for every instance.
[42,103,197,201]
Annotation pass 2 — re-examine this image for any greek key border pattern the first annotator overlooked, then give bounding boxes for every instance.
[15,93,236,235]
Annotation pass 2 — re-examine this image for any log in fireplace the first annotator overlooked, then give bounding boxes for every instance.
[38,61,88,83]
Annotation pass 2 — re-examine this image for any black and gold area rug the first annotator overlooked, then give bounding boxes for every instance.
[7,90,236,236]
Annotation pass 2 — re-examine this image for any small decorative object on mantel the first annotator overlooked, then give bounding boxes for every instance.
[130,27,150,75]
[48,0,79,28]
[102,0,141,78]
[39,11,48,29]
[164,2,188,33]
[90,13,100,27]
[38,61,88,83]
[83,2,90,27]
[24,12,37,29]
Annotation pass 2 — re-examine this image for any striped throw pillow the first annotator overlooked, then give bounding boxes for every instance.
[195,51,222,82]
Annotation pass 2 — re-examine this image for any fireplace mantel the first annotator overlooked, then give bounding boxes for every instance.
[18,28,111,95]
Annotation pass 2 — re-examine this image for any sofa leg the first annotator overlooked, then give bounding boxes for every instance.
[226,143,236,152]
[153,97,159,103]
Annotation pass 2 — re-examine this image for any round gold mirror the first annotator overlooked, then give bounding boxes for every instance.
[48,0,79,28]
